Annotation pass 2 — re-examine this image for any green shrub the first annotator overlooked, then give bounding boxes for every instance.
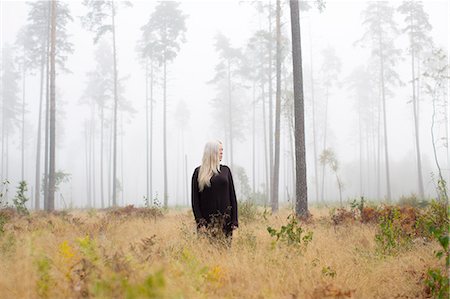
[267,214,313,250]
[13,181,29,215]
[375,207,411,255]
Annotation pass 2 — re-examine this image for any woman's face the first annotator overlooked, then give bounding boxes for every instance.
[218,143,223,162]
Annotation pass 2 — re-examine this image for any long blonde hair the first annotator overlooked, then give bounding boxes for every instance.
[198,140,222,191]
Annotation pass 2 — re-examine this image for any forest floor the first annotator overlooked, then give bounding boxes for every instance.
[0,202,447,298]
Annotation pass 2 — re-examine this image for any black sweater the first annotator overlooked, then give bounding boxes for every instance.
[191,165,238,228]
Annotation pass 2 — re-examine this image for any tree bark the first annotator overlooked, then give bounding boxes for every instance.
[409,14,425,199]
[145,59,149,204]
[379,30,392,201]
[47,0,57,211]
[35,50,46,210]
[111,1,118,206]
[290,0,308,217]
[271,0,281,213]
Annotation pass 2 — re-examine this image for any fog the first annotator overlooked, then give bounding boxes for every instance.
[0,0,449,209]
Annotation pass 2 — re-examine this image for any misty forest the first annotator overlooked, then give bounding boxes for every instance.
[0,0,449,298]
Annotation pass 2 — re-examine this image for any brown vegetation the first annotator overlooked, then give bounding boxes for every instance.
[0,206,442,298]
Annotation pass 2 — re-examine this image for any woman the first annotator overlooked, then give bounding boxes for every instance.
[191,140,238,242]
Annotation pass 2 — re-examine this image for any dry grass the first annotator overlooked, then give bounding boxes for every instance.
[0,206,441,298]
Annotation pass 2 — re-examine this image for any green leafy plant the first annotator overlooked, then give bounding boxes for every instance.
[350,196,365,214]
[267,214,313,249]
[0,180,10,208]
[375,208,411,255]
[424,225,449,298]
[13,181,29,215]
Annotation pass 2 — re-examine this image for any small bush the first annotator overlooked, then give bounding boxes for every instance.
[13,181,29,215]
[375,207,415,255]
[267,214,313,250]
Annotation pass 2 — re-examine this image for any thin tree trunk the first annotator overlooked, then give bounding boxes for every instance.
[91,101,96,207]
[145,59,149,204]
[268,0,273,206]
[43,2,51,210]
[290,0,308,217]
[35,51,46,210]
[112,1,118,207]
[150,59,154,203]
[308,20,319,203]
[409,14,425,199]
[379,32,392,202]
[431,86,448,200]
[261,81,269,204]
[21,64,26,181]
[359,93,363,195]
[121,112,124,205]
[100,105,104,208]
[320,87,329,202]
[260,40,269,204]
[47,0,56,211]
[252,80,256,194]
[376,88,381,200]
[163,57,168,207]
[85,122,90,207]
[108,106,113,207]
[271,0,281,213]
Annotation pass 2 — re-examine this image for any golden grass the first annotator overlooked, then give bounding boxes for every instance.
[0,207,440,298]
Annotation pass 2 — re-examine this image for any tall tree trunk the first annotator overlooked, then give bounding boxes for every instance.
[271,0,281,213]
[21,64,26,181]
[108,105,113,206]
[376,89,381,200]
[260,43,269,204]
[379,33,392,201]
[163,57,168,207]
[91,101,96,207]
[290,0,308,217]
[268,0,273,205]
[47,0,56,211]
[409,15,425,199]
[150,59,154,203]
[261,80,269,204]
[252,81,256,194]
[308,20,319,202]
[111,1,118,207]
[320,87,329,202]
[359,93,363,195]
[121,112,124,205]
[85,122,91,207]
[35,51,46,210]
[100,105,104,208]
[145,59,150,204]
[43,1,51,210]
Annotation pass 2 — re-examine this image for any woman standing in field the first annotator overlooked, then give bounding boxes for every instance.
[191,140,238,243]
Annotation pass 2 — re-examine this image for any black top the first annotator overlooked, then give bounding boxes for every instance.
[191,165,238,228]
